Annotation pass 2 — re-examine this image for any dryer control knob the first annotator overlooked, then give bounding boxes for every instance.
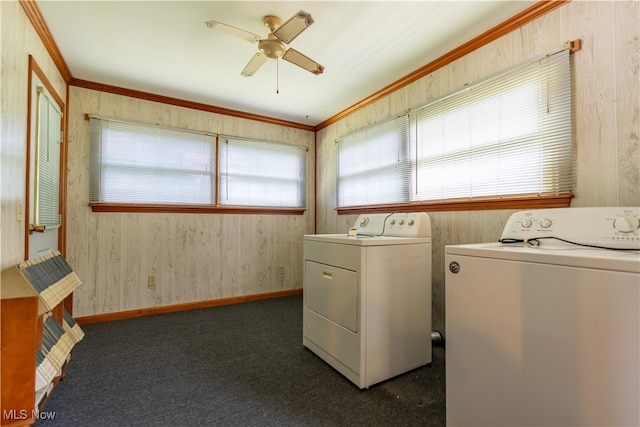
[613,216,640,233]
[408,219,415,226]
[540,218,552,229]
[522,218,533,228]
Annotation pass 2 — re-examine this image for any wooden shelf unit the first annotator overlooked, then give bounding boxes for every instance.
[1,253,83,426]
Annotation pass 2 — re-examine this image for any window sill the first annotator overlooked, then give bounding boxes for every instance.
[336,193,572,215]
[89,203,306,215]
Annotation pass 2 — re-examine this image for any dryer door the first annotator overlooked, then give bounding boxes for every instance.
[304,260,358,332]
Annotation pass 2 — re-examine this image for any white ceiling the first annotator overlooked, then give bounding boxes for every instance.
[36,1,536,127]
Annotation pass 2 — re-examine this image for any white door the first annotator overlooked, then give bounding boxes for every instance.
[28,75,63,259]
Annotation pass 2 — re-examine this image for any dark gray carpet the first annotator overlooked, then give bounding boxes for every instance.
[36,295,445,426]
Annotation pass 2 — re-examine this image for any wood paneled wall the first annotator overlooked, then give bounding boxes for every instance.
[65,87,315,317]
[1,1,67,269]
[315,1,640,334]
[4,1,638,323]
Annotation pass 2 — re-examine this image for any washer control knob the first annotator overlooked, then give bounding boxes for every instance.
[389,219,396,225]
[359,217,369,227]
[408,219,415,226]
[399,220,405,225]
[540,218,552,229]
[521,218,533,228]
[613,215,640,233]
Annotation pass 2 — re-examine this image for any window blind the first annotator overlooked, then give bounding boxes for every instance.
[89,118,216,205]
[35,88,62,227]
[336,115,410,207]
[410,48,572,202]
[218,136,306,208]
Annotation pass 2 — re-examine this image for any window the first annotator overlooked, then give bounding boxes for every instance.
[336,46,573,210]
[34,87,63,227]
[219,137,306,208]
[90,118,216,205]
[89,117,306,211]
[337,115,409,207]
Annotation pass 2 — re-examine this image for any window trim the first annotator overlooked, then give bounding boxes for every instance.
[336,193,572,215]
[89,203,305,215]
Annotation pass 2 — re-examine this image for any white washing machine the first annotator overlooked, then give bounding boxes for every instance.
[303,212,432,389]
[445,207,640,426]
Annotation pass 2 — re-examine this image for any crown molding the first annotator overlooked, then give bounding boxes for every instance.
[69,78,315,132]
[19,0,72,82]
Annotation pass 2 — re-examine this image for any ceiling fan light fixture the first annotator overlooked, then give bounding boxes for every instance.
[258,38,286,59]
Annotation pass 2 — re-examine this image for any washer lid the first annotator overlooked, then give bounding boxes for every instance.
[445,242,640,273]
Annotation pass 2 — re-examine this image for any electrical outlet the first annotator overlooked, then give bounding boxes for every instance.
[278,265,285,276]
[147,275,157,287]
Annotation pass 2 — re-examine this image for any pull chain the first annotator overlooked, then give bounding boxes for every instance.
[276,58,279,94]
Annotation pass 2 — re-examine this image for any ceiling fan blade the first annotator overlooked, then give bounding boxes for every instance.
[241,52,268,77]
[273,10,313,44]
[205,21,261,44]
[282,48,324,75]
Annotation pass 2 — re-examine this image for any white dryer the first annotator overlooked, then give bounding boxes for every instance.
[445,207,640,426]
[303,212,432,389]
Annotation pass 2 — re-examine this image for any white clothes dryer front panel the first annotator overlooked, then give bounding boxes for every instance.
[303,213,433,389]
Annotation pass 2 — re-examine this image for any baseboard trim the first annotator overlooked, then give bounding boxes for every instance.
[75,288,303,325]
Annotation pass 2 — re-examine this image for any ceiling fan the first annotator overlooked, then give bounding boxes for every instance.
[205,11,324,77]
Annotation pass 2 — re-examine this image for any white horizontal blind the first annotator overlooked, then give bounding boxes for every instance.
[336,115,410,207]
[411,48,572,201]
[89,118,216,205]
[35,89,62,227]
[218,137,306,208]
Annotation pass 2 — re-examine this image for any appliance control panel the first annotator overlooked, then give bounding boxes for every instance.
[353,212,431,238]
[501,207,640,249]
